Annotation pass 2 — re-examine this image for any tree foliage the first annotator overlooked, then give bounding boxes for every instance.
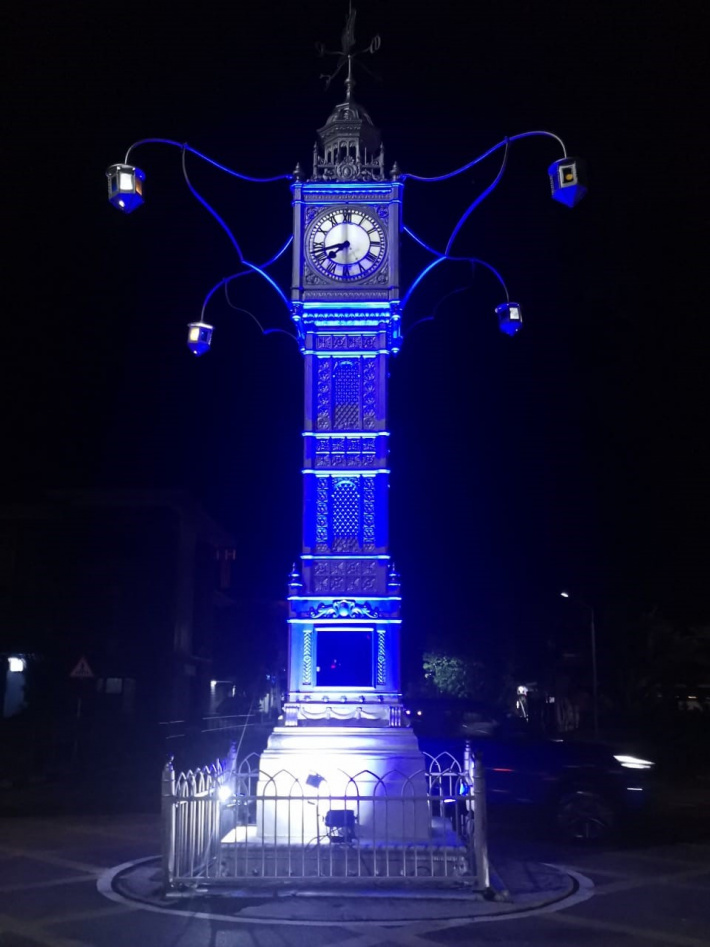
[422,649,490,700]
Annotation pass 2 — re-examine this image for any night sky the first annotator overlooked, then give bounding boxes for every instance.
[4,1,708,674]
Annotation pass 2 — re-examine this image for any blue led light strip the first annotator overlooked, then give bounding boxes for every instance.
[304,350,393,356]
[302,469,390,475]
[403,130,567,182]
[287,596,401,602]
[301,555,390,560]
[181,150,291,313]
[401,228,510,312]
[301,302,393,311]
[288,619,402,625]
[302,432,390,437]
[445,140,509,256]
[124,139,292,183]
[299,184,398,193]
[201,236,294,325]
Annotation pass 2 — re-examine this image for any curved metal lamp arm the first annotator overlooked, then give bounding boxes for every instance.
[124,138,292,183]
[403,130,567,183]
[200,236,296,330]
[181,148,246,263]
[401,228,510,316]
[445,139,509,256]
[181,150,291,313]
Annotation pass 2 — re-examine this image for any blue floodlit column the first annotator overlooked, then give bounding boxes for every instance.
[285,176,404,729]
[256,98,430,844]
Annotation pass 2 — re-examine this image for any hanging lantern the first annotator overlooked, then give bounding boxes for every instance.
[187,321,214,356]
[548,157,587,207]
[106,163,145,213]
[496,302,523,336]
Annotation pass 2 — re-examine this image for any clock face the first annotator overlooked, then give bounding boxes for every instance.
[307,207,387,281]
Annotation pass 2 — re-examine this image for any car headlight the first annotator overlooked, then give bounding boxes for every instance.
[614,754,654,770]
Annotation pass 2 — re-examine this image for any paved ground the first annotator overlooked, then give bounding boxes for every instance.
[1,783,710,947]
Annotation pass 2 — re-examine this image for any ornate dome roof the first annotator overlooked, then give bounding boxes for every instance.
[323,99,376,127]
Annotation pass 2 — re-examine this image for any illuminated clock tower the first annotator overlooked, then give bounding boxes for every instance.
[258,47,430,842]
[286,91,403,724]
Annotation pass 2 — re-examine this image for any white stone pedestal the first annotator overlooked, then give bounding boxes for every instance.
[255,726,431,845]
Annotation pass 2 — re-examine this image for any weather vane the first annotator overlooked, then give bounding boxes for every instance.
[316,3,381,100]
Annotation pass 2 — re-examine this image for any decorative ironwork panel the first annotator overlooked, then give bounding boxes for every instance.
[302,629,313,686]
[333,360,360,430]
[362,476,376,549]
[316,477,329,547]
[377,628,387,685]
[312,558,379,595]
[332,478,360,553]
[362,358,377,430]
[314,436,377,469]
[316,359,332,430]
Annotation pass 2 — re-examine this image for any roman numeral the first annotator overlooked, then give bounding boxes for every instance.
[365,250,379,263]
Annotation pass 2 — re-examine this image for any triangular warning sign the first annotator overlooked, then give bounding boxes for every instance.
[70,656,94,679]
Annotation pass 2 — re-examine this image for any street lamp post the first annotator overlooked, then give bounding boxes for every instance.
[561,591,599,741]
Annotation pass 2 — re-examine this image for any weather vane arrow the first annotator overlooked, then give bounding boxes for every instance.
[316,3,381,99]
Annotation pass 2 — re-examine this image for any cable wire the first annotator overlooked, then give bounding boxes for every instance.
[403,130,567,182]
[445,139,509,256]
[124,138,292,182]
[181,149,291,314]
[181,147,246,263]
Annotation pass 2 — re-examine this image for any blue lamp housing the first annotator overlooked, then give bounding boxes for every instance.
[548,157,587,207]
[106,163,145,213]
[187,321,214,356]
[496,302,523,336]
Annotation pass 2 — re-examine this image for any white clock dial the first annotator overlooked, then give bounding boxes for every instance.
[307,207,387,281]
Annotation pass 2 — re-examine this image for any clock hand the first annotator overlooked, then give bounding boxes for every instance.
[313,241,345,257]
[326,239,351,259]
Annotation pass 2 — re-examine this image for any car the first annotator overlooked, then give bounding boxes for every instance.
[406,699,655,842]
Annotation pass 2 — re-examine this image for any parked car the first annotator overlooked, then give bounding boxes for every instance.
[406,699,655,842]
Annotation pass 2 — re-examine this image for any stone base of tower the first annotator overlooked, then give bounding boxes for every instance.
[255,726,431,844]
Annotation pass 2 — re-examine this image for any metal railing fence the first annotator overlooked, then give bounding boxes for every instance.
[161,746,490,894]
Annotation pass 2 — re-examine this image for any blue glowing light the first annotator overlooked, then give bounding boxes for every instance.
[287,596,401,602]
[495,302,523,336]
[304,350,393,356]
[300,555,391,560]
[106,164,145,213]
[300,184,397,194]
[302,469,391,475]
[288,619,402,625]
[303,432,390,438]
[187,321,213,356]
[548,157,588,207]
[301,302,393,311]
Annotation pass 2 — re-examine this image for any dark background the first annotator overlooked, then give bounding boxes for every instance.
[3,0,708,683]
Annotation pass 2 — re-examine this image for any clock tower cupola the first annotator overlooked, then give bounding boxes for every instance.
[312,94,385,183]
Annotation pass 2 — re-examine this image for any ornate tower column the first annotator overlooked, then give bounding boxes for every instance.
[284,94,404,728]
[257,82,429,843]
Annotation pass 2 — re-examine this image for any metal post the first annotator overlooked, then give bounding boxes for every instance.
[471,752,490,892]
[590,606,599,741]
[161,757,176,893]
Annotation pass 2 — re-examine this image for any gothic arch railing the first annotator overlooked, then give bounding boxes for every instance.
[163,750,489,890]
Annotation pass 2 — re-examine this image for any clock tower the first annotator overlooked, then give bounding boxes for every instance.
[257,58,430,843]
